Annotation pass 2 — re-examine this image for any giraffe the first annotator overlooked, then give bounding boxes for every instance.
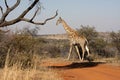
[56,17,90,61]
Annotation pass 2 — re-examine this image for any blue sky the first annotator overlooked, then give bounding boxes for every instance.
[0,0,120,34]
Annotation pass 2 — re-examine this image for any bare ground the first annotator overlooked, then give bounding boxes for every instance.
[42,59,120,80]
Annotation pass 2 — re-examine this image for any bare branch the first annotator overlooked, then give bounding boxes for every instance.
[10,0,20,11]
[0,0,58,27]
[17,0,39,18]
[21,10,58,25]
[0,6,3,14]
[0,0,20,23]
[30,8,39,21]
[5,0,9,8]
[0,0,39,27]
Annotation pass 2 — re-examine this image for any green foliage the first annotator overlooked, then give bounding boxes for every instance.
[91,38,107,50]
[7,34,38,52]
[77,25,98,41]
[77,25,107,57]
[110,31,120,53]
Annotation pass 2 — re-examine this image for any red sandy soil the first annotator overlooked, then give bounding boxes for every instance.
[43,61,120,80]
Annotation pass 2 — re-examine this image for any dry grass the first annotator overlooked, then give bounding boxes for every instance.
[0,48,62,80]
[0,66,62,80]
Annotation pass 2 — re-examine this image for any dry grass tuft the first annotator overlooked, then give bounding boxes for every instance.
[0,48,62,80]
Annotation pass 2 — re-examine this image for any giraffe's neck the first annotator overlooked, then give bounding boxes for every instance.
[62,20,79,39]
[62,20,75,34]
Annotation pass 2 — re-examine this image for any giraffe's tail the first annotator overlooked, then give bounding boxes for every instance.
[84,38,90,57]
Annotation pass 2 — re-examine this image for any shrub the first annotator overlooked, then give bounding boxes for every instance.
[110,31,120,53]
[77,25,108,58]
[0,32,65,67]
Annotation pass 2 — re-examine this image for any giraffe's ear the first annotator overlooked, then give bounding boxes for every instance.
[59,17,62,20]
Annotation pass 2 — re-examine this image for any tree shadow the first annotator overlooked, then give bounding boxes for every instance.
[48,62,105,70]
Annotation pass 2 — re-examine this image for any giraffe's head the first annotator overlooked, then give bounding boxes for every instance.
[56,17,62,25]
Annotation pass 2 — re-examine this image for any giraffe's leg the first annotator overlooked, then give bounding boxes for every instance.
[85,45,90,57]
[67,44,73,60]
[75,46,82,61]
[81,46,85,62]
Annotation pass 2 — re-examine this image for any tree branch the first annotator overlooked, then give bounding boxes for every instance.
[0,0,39,27]
[30,8,39,21]
[5,0,9,8]
[17,0,39,19]
[10,0,20,11]
[0,0,58,27]
[0,6,3,15]
[21,10,58,25]
[0,0,20,23]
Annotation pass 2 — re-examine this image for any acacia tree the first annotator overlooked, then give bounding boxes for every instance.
[0,0,58,27]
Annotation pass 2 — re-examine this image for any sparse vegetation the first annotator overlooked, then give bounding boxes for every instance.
[110,31,120,53]
[0,28,63,80]
[0,48,62,80]
[0,25,120,80]
[77,25,107,57]
[110,31,120,62]
[77,25,120,62]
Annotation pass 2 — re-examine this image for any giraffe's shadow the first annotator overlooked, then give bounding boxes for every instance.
[48,62,105,69]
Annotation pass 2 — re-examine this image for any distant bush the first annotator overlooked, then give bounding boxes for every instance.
[110,31,120,61]
[110,31,120,53]
[77,25,98,41]
[77,25,108,58]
